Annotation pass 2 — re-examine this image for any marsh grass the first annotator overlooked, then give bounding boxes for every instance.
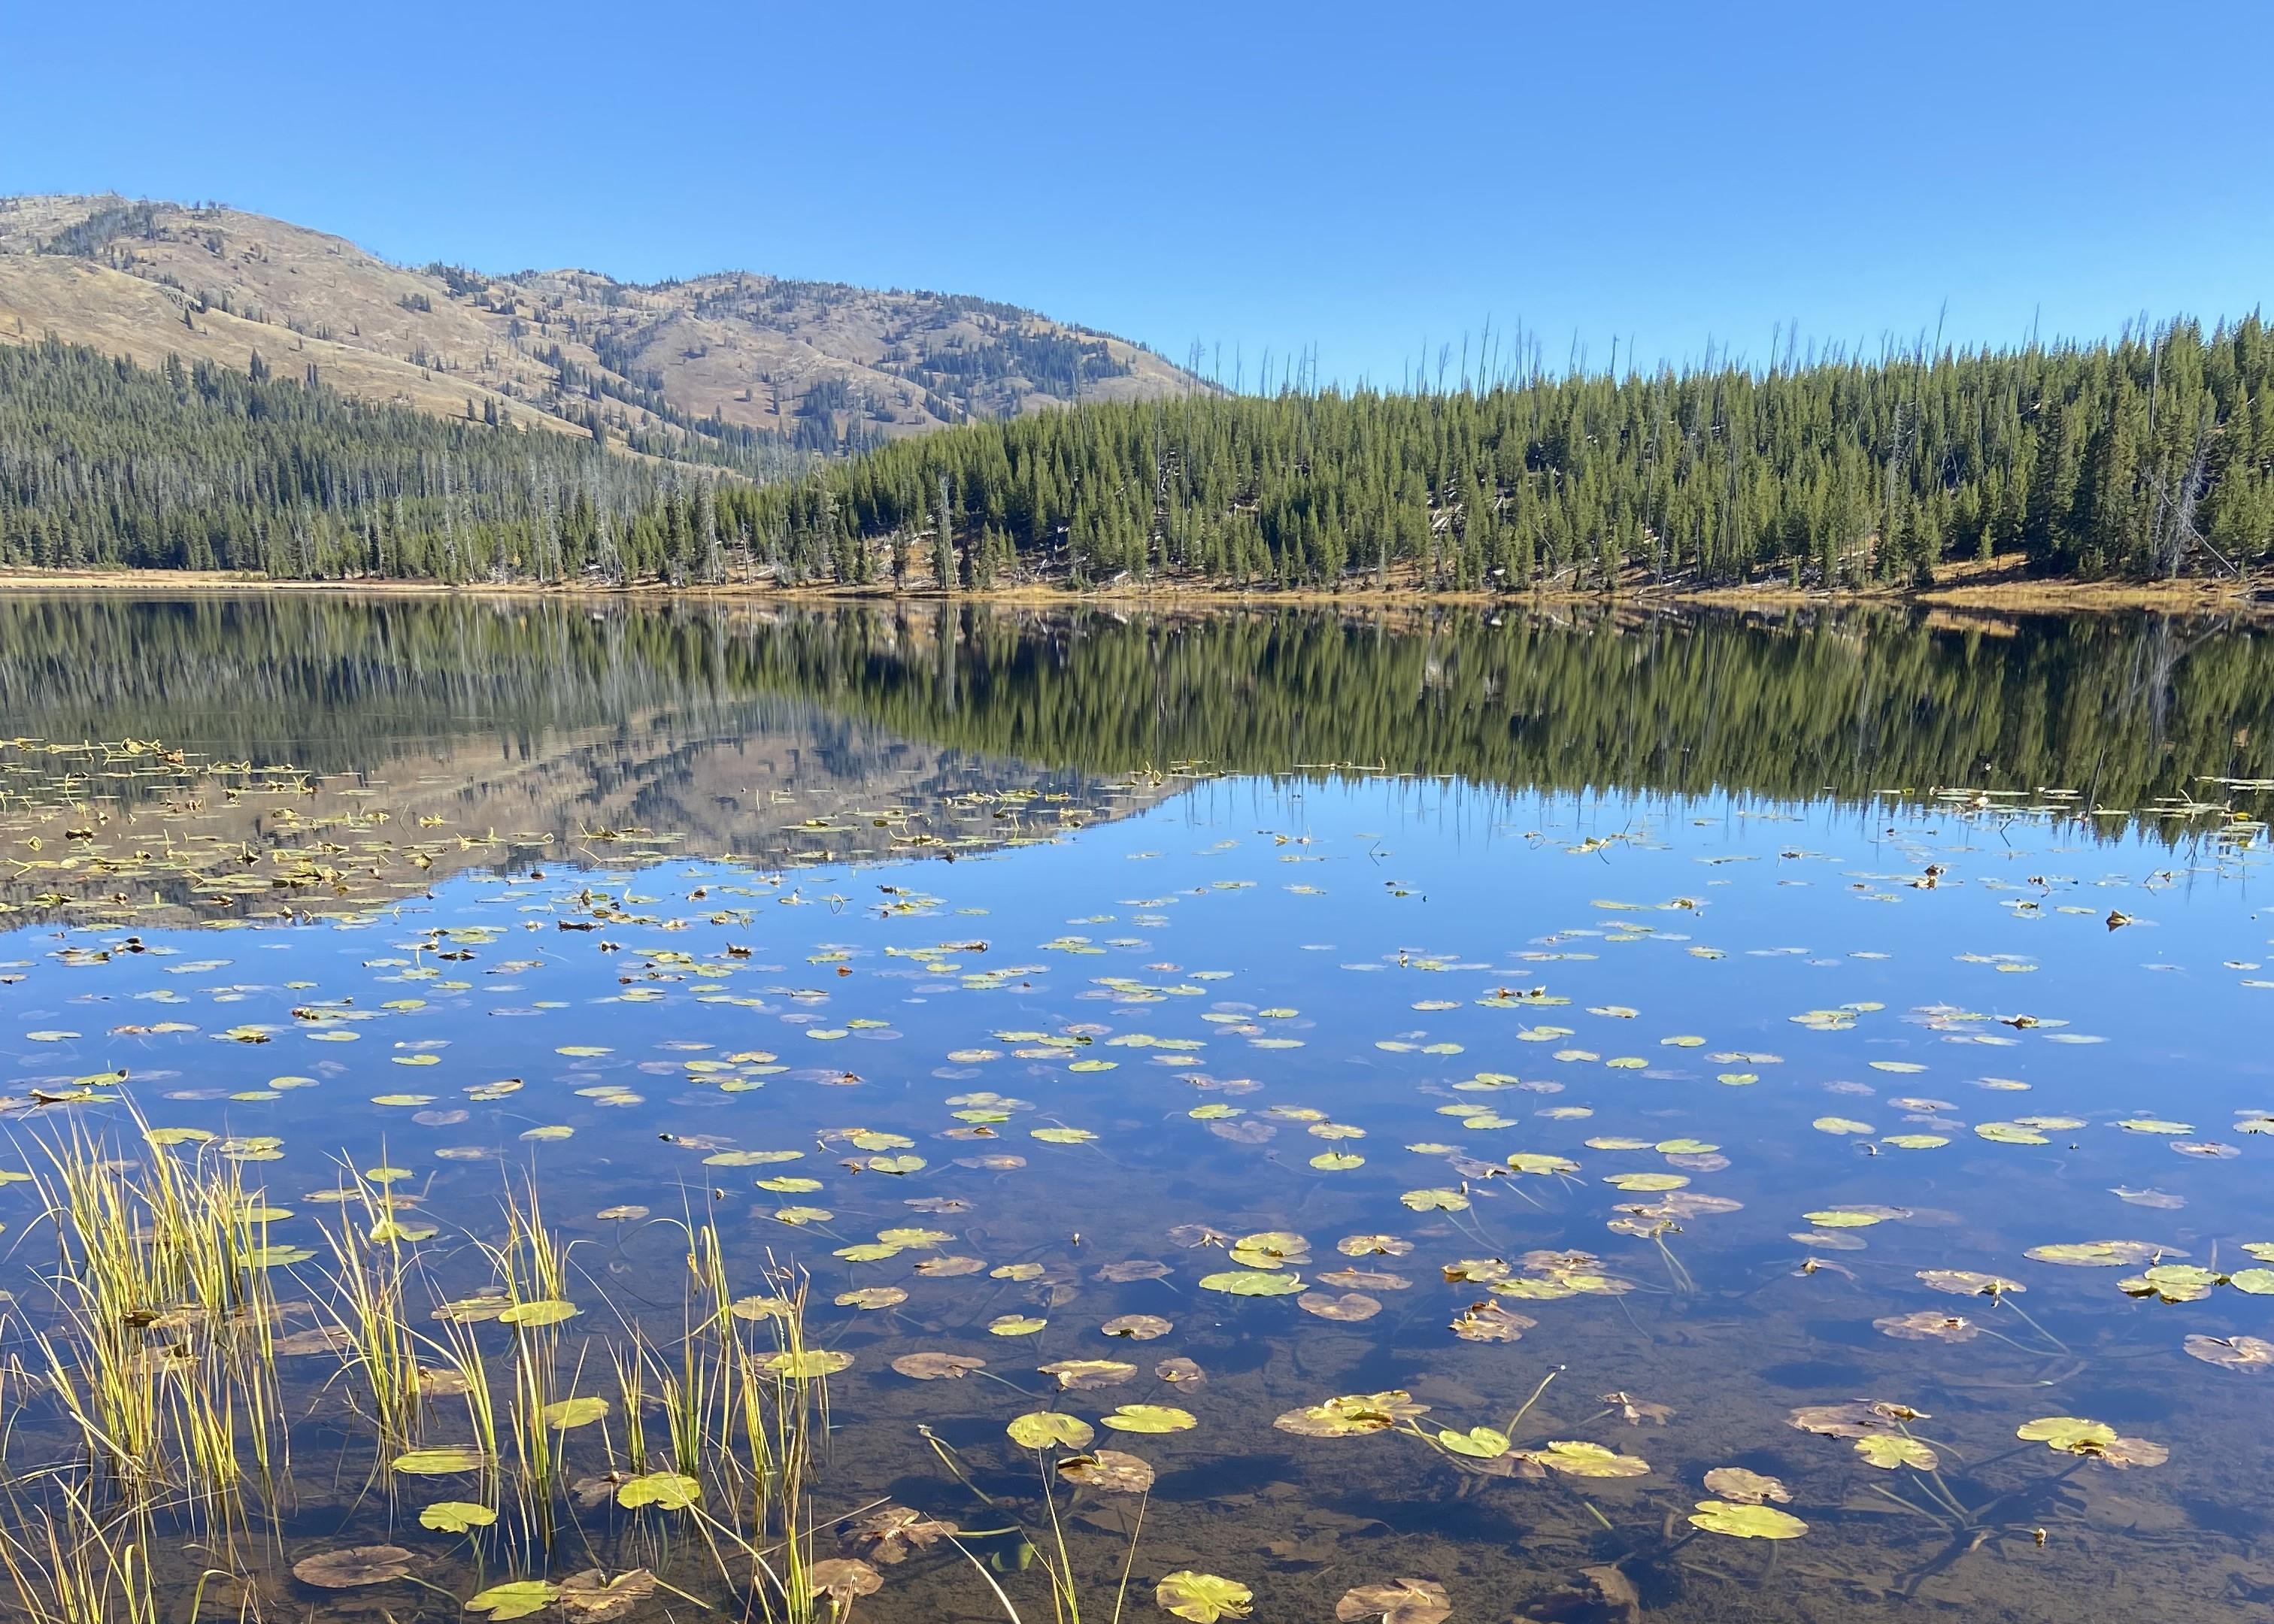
[647,1221,835,1620]
[0,1489,160,1624]
[317,1172,424,1455]
[21,1114,288,1506]
[2,1118,302,1622]
[5,1136,944,1623]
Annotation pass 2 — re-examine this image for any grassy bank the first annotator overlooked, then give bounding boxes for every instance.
[2,556,2267,617]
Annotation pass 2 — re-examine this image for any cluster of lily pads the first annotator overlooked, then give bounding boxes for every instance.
[5,725,2273,1624]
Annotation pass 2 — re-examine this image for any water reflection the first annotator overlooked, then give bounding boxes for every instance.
[1,592,2271,1624]
[4,592,2271,821]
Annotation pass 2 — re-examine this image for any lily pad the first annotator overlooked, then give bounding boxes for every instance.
[1701,1467,1789,1504]
[1687,1500,1808,1539]
[1275,1391,1425,1438]
[1450,1301,1536,1343]
[2016,1416,2168,1466]
[2183,1333,2274,1371]
[1102,1313,1173,1340]
[293,1546,414,1588]
[1040,1359,1138,1391]
[392,1445,488,1475]
[1917,1269,2021,1297]
[2118,1263,2221,1303]
[2025,1240,2174,1267]
[467,1580,561,1620]
[543,1395,611,1429]
[419,1501,499,1533]
[556,1570,659,1622]
[836,1286,908,1309]
[616,1471,703,1510]
[893,1352,985,1380]
[1031,1126,1098,1145]
[1299,1291,1383,1322]
[1975,1122,2049,1145]
[847,1505,959,1565]
[1526,1440,1648,1478]
[1853,1434,1939,1470]
[1008,1411,1095,1450]
[810,1559,882,1606]
[1157,1571,1253,1623]
[1059,1448,1157,1493]
[764,1349,853,1378]
[1199,1270,1305,1297]
[1399,1189,1469,1212]
[1100,1403,1196,1434]
[1875,1310,1979,1343]
[1336,1579,1452,1624]
[1436,1426,1511,1459]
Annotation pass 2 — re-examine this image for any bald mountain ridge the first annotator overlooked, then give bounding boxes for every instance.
[0,193,1203,474]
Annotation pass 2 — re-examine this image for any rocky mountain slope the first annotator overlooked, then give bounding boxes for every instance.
[0,194,1202,472]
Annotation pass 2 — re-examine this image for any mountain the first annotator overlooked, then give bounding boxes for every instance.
[0,194,1204,473]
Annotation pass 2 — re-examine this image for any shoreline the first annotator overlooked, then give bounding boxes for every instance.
[0,564,2264,617]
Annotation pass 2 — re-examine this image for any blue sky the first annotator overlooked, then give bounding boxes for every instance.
[5,0,2269,386]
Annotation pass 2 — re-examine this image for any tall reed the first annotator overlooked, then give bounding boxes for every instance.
[23,1115,287,1504]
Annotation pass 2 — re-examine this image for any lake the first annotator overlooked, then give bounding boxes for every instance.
[3,592,2272,1624]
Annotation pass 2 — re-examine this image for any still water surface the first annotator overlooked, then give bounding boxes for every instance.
[3,594,2272,1623]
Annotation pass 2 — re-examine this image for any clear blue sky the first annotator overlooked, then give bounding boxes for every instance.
[5,0,2269,387]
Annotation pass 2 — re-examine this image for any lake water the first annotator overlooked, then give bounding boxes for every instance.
[4,592,2273,1624]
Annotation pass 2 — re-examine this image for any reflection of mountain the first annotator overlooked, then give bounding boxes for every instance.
[1,592,2268,927]
[0,712,1153,928]
[0,597,1170,926]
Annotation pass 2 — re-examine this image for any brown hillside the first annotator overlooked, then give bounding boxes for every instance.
[0,194,1204,471]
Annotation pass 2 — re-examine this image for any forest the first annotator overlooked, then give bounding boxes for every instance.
[0,338,726,580]
[4,316,2271,588]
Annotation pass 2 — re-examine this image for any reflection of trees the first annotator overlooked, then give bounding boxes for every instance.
[1,595,2266,835]
[749,603,2272,824]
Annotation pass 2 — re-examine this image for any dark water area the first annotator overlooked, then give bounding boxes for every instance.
[2,592,2272,1623]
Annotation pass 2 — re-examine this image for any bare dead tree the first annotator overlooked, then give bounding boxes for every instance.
[2148,408,2230,578]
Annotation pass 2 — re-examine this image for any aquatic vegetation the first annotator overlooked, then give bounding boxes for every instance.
[1,599,2271,1622]
[1702,1467,1790,1503]
[1275,1392,1427,1439]
[1010,1413,1096,1450]
[2016,1417,2169,1467]
[893,1352,987,1380]
[1336,1578,1451,1624]
[1687,1500,1808,1539]
[1156,1571,1251,1622]
[292,1545,417,1588]
[1854,1435,1940,1471]
[2184,1333,2274,1371]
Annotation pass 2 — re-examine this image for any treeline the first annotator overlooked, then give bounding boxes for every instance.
[772,314,2274,588]
[8,317,2274,589]
[0,338,740,581]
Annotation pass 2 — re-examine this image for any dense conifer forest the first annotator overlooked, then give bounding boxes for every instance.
[0,340,703,580]
[5,316,2272,587]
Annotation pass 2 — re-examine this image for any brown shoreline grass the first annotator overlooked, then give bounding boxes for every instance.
[0,559,2265,617]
